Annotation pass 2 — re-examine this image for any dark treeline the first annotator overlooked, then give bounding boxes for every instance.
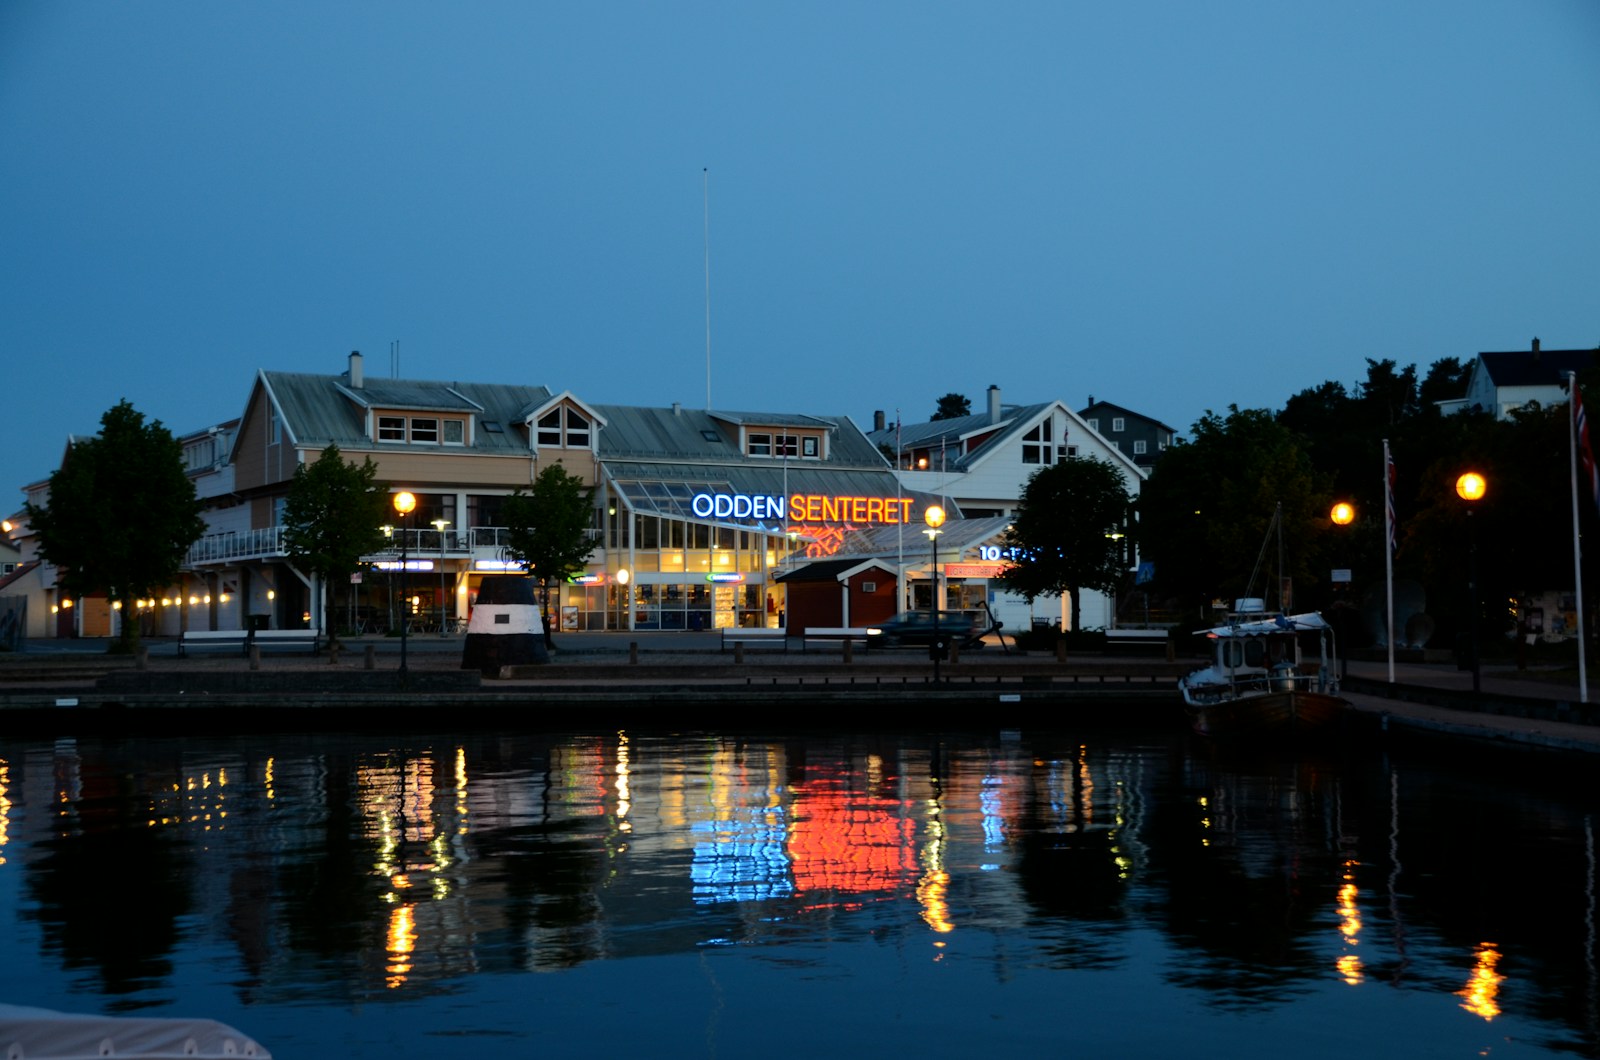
[1137,353,1600,653]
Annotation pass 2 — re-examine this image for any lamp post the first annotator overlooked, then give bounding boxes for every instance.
[1330,501,1355,679]
[393,491,416,677]
[924,504,946,685]
[1455,472,1487,693]
[431,518,450,635]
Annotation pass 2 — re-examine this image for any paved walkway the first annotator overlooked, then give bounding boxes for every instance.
[1339,657,1600,753]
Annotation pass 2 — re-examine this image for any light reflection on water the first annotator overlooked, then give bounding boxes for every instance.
[0,726,1595,1057]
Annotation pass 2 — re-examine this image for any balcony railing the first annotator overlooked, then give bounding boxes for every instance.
[184,526,602,567]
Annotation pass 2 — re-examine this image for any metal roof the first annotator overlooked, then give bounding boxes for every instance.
[260,371,552,454]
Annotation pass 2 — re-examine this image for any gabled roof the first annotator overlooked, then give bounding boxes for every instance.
[772,556,898,584]
[1078,399,1178,435]
[1478,348,1598,388]
[866,400,1146,479]
[594,405,886,467]
[252,371,553,455]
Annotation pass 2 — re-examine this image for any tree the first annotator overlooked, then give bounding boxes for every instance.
[1138,406,1328,617]
[931,393,971,421]
[999,457,1133,631]
[502,464,597,643]
[281,444,391,648]
[25,400,205,653]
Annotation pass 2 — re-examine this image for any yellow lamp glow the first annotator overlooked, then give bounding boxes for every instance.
[1330,502,1355,526]
[1455,472,1487,502]
[924,505,946,531]
[394,491,417,516]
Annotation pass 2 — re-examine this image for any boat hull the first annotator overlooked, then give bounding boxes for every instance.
[1186,689,1348,738]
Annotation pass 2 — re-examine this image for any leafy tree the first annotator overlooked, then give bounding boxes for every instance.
[931,393,971,421]
[25,400,205,653]
[502,464,597,642]
[1138,407,1329,618]
[1418,356,1472,410]
[999,457,1133,631]
[281,444,391,648]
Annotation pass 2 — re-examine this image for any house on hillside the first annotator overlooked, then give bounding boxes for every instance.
[1077,398,1178,468]
[1437,338,1599,420]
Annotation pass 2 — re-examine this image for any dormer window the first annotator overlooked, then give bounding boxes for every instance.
[538,406,591,448]
[378,414,466,445]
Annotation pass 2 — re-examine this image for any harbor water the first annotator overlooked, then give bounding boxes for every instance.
[0,718,1595,1057]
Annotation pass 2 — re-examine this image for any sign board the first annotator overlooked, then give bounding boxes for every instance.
[945,562,1010,578]
[1332,568,1352,584]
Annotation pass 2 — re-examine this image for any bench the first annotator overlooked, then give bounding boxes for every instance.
[802,627,871,652]
[1104,628,1173,659]
[720,627,788,652]
[179,628,322,656]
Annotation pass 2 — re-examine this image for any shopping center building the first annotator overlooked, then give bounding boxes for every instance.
[6,355,1149,640]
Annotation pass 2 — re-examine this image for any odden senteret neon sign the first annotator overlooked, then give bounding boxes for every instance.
[690,492,915,525]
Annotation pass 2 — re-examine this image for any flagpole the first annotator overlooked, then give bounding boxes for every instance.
[1384,439,1396,683]
[1571,372,1589,702]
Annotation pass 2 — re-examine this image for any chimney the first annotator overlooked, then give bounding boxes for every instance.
[1532,337,1541,359]
[987,384,1002,424]
[348,350,364,388]
[672,401,682,416]
[873,410,886,432]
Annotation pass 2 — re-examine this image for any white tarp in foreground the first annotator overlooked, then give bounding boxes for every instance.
[0,1004,271,1059]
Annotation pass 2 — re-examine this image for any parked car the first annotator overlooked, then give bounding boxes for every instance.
[865,611,981,647]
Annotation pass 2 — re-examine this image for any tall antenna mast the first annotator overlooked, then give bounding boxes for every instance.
[703,167,712,411]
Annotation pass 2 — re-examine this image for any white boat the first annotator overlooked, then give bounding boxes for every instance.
[1179,598,1347,737]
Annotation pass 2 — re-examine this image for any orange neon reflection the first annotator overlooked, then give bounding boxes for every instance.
[1457,942,1503,1020]
[788,769,916,901]
[1336,860,1362,984]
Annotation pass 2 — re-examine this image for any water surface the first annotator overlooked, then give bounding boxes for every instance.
[0,721,1594,1057]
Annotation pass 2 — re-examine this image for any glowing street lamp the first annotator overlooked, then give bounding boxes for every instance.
[925,504,946,685]
[393,491,417,677]
[431,518,450,635]
[1330,502,1355,526]
[1455,472,1487,693]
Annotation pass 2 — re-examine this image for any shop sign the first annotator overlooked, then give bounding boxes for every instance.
[568,573,605,585]
[945,562,1010,578]
[372,560,435,572]
[690,491,916,525]
[706,572,745,583]
[474,560,522,571]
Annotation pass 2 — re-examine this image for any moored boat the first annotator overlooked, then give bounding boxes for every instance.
[1179,598,1347,737]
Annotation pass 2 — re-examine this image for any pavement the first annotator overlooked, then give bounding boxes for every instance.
[9,633,1600,754]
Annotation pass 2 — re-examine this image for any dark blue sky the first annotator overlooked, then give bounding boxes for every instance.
[4,1,1598,497]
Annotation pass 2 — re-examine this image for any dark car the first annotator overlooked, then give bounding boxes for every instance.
[865,611,981,647]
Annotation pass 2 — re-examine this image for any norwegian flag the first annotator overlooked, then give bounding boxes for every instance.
[1578,384,1600,515]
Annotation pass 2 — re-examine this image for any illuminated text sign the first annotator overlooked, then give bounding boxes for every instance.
[690,492,917,525]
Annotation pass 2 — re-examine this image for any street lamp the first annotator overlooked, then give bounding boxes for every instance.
[925,504,946,685]
[1330,502,1355,678]
[1455,472,1487,693]
[431,518,450,635]
[393,491,416,677]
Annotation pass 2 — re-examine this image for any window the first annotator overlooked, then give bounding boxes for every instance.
[564,408,590,447]
[776,434,798,458]
[378,416,407,441]
[1112,417,1125,433]
[443,420,465,445]
[1022,420,1054,465]
[802,437,818,458]
[748,432,771,456]
[1087,418,1099,432]
[860,580,877,594]
[483,420,504,433]
[268,409,281,444]
[410,418,439,443]
[1133,440,1147,455]
[700,429,721,442]
[537,410,562,446]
